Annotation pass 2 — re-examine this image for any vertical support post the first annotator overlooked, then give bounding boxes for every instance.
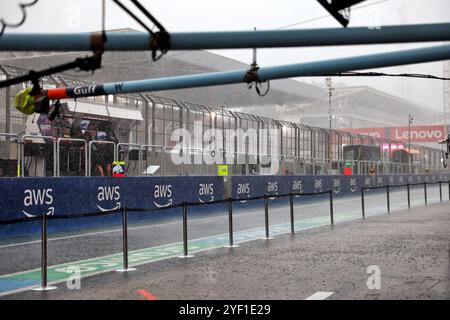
[329,190,334,225]
[448,180,450,201]
[262,195,273,240]
[225,198,238,248]
[178,203,193,258]
[289,193,295,234]
[361,187,365,219]
[448,180,450,200]
[116,207,136,272]
[447,180,450,200]
[406,182,411,209]
[32,213,57,291]
[424,182,428,206]
[439,181,442,203]
[386,185,390,214]
[5,74,10,135]
[407,183,411,209]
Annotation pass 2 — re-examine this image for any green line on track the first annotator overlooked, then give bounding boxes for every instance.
[0,211,361,296]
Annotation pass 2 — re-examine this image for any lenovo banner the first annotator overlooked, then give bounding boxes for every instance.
[390,125,445,142]
[340,125,446,143]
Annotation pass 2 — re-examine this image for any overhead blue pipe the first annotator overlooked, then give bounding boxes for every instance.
[47,43,450,100]
[1,23,450,51]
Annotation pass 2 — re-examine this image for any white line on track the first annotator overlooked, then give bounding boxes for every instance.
[305,291,334,300]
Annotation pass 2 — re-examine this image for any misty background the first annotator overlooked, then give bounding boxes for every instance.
[1,0,449,111]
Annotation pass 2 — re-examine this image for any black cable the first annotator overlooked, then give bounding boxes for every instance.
[0,0,39,36]
[130,0,166,32]
[245,44,271,97]
[0,54,103,91]
[0,5,106,93]
[322,71,450,81]
[112,0,169,61]
[255,81,270,97]
[112,0,154,35]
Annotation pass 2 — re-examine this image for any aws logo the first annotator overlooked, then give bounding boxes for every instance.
[237,183,251,201]
[22,188,54,218]
[349,178,357,193]
[267,181,278,194]
[292,180,303,194]
[267,181,278,199]
[198,183,214,203]
[97,186,121,212]
[314,179,323,193]
[333,179,341,194]
[153,184,173,208]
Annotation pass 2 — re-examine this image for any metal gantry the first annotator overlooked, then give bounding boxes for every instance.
[1,23,450,51]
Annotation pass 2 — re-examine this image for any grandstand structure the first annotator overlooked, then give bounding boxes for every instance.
[280,86,444,146]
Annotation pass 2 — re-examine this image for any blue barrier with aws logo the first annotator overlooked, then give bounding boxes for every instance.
[0,173,448,239]
[231,174,450,199]
[0,176,223,222]
[1,174,447,222]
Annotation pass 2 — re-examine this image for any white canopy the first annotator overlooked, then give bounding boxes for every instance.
[66,100,143,121]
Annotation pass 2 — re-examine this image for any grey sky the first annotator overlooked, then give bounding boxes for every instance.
[1,0,450,111]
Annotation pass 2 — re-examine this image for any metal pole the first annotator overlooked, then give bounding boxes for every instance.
[178,203,193,258]
[116,207,136,272]
[2,23,450,51]
[329,190,334,225]
[327,77,333,172]
[289,193,295,234]
[5,74,10,134]
[386,185,391,214]
[424,182,428,206]
[224,198,238,248]
[361,187,365,219]
[439,181,443,203]
[407,183,411,209]
[32,213,57,291]
[262,196,273,240]
[408,114,412,174]
[44,44,450,100]
[122,207,129,270]
[448,180,450,200]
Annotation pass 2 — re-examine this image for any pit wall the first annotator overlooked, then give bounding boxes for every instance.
[0,173,448,239]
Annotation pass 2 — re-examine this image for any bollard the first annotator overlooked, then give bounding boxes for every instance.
[116,207,136,272]
[361,187,365,219]
[439,181,443,203]
[178,203,193,258]
[407,183,411,209]
[386,185,390,214]
[448,181,450,200]
[424,182,428,206]
[329,190,334,225]
[289,193,295,234]
[262,195,273,240]
[224,198,238,248]
[32,213,57,291]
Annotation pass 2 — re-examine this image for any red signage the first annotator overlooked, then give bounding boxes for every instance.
[344,167,352,176]
[339,127,386,139]
[339,125,445,143]
[390,125,445,143]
